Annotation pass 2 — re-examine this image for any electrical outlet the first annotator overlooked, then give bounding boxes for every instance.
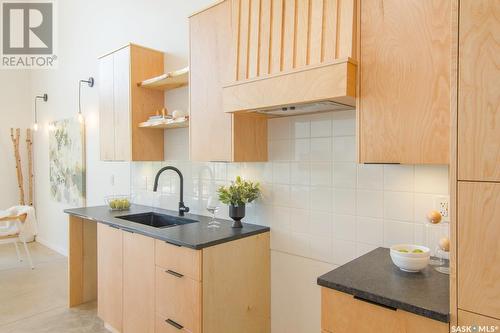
[434,196,450,222]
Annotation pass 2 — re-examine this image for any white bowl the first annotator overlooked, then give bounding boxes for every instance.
[390,244,430,272]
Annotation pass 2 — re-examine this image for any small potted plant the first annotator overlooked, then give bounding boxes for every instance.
[217,176,261,228]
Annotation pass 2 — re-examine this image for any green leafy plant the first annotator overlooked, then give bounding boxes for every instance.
[217,176,261,206]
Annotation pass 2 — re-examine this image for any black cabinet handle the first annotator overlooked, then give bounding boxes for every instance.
[166,269,184,278]
[353,295,397,311]
[166,319,183,330]
[120,227,135,234]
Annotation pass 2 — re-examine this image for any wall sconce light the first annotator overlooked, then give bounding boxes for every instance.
[33,94,48,131]
[78,77,95,123]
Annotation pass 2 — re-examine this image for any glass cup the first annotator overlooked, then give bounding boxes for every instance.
[206,196,220,229]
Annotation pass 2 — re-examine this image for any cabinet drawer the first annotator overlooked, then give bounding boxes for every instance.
[155,315,192,333]
[155,240,201,281]
[155,267,201,333]
[321,288,448,333]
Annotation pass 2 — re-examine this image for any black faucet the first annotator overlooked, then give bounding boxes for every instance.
[153,166,190,217]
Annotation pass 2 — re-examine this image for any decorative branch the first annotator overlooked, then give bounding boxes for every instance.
[26,129,34,206]
[10,128,25,206]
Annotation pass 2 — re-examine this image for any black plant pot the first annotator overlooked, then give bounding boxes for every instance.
[228,204,245,228]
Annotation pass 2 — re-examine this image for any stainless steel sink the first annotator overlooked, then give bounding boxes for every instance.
[116,212,198,228]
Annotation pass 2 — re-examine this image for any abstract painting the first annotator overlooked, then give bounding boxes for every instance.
[49,118,86,206]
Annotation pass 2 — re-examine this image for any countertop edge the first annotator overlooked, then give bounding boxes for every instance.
[317,277,450,323]
[64,209,270,250]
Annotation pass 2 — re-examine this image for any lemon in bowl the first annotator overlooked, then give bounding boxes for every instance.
[105,195,132,211]
[390,244,430,272]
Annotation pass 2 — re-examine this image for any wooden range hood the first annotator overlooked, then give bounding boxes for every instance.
[221,0,357,115]
[223,58,357,114]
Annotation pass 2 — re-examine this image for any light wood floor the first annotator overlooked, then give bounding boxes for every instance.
[0,242,107,333]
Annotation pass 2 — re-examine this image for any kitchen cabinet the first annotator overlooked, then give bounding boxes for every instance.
[97,226,155,333]
[96,225,270,333]
[321,288,448,333]
[458,0,500,181]
[189,0,268,162]
[222,0,357,115]
[229,0,356,80]
[123,231,155,333]
[358,0,451,164]
[98,43,165,161]
[97,223,122,333]
[155,234,270,333]
[450,0,500,326]
[458,182,500,320]
[458,309,500,328]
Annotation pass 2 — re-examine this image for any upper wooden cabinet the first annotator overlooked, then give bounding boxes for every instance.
[458,0,500,181]
[98,44,165,161]
[358,0,451,164]
[189,0,268,162]
[222,0,357,114]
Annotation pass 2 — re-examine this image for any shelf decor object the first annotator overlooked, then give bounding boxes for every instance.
[138,66,189,91]
[138,116,189,129]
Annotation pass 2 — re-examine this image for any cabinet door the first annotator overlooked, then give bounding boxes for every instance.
[123,231,155,333]
[359,0,451,164]
[322,288,448,333]
[189,0,233,162]
[99,54,115,161]
[97,224,122,332]
[458,182,500,319]
[458,0,500,181]
[113,47,131,161]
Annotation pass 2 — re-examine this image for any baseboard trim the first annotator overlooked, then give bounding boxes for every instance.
[36,237,68,257]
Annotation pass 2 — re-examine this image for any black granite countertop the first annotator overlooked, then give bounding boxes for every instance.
[317,247,450,323]
[64,204,269,250]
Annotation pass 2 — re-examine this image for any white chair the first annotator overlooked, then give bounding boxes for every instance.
[0,213,34,269]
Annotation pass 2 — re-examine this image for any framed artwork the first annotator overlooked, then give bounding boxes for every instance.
[49,118,86,206]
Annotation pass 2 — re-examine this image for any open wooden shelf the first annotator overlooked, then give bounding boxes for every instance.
[138,67,189,91]
[138,117,189,129]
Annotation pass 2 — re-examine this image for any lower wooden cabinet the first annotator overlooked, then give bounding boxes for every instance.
[321,288,448,333]
[122,231,155,333]
[458,182,500,319]
[97,227,270,333]
[97,224,123,333]
[155,266,201,333]
[458,310,500,328]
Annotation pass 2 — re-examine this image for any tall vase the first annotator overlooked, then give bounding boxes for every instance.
[228,204,245,228]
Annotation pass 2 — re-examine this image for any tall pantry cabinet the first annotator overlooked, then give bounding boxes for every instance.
[452,0,500,327]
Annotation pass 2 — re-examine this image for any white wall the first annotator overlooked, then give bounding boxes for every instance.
[29,0,213,255]
[0,71,32,209]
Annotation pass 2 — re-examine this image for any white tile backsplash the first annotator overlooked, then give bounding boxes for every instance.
[131,110,449,265]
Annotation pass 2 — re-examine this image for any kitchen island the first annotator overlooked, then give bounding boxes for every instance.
[65,204,270,333]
